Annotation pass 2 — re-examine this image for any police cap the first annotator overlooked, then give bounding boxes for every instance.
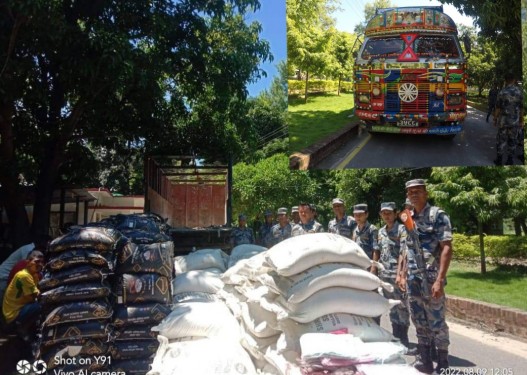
[405,179,426,189]
[353,203,368,213]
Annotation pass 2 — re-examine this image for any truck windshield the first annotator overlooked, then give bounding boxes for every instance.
[413,36,459,57]
[361,37,404,59]
[361,35,460,59]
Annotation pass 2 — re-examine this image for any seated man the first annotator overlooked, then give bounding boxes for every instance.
[2,253,43,340]
[7,250,45,287]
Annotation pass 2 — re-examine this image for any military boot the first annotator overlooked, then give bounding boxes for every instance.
[413,344,434,374]
[436,349,450,372]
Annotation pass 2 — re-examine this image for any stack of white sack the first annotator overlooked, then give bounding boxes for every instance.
[220,233,404,375]
[173,248,230,303]
[148,247,260,375]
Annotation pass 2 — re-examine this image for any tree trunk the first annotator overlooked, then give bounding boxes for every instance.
[520,217,527,236]
[0,102,32,250]
[337,73,342,96]
[478,219,486,274]
[304,71,309,104]
[513,217,522,236]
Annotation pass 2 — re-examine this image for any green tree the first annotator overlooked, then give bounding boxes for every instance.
[287,0,338,103]
[232,153,320,221]
[329,31,356,96]
[460,26,498,96]
[440,0,521,81]
[428,166,527,273]
[0,0,271,248]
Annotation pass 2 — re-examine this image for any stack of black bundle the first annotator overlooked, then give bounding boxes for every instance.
[111,228,174,375]
[37,226,123,374]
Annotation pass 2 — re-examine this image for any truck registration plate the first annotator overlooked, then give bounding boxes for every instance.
[397,119,419,127]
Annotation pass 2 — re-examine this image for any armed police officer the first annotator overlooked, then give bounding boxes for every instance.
[230,214,255,247]
[271,207,292,245]
[398,179,453,374]
[291,206,301,225]
[328,198,356,238]
[493,71,524,165]
[378,202,412,350]
[291,203,324,236]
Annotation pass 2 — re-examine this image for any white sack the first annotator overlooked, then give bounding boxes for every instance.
[299,334,406,363]
[261,287,399,323]
[264,233,373,276]
[229,244,267,268]
[151,301,241,341]
[148,335,256,375]
[174,248,228,274]
[173,291,218,304]
[259,263,394,303]
[240,301,281,338]
[222,252,271,285]
[240,323,279,364]
[172,270,224,294]
[277,314,394,353]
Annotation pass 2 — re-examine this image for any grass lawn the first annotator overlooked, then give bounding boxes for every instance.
[446,260,527,311]
[288,92,355,153]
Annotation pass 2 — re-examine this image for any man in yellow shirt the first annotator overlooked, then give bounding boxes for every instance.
[2,253,43,339]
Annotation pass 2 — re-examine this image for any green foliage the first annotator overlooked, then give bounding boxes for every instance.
[452,233,527,259]
[232,154,320,220]
[288,79,353,95]
[460,26,498,95]
[0,0,272,240]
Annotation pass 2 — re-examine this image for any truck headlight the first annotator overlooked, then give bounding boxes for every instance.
[359,94,370,103]
[435,88,444,97]
[372,87,381,96]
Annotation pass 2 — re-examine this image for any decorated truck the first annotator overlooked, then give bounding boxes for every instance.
[353,6,468,137]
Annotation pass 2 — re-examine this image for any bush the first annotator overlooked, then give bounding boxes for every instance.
[287,79,354,96]
[452,233,527,260]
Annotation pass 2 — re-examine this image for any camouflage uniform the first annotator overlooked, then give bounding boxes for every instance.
[328,216,356,238]
[291,220,324,237]
[406,203,452,351]
[271,222,292,245]
[230,227,255,247]
[495,84,524,162]
[259,223,274,248]
[351,222,379,260]
[378,222,410,327]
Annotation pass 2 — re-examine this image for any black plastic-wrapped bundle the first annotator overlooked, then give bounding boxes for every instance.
[115,273,171,305]
[110,339,159,360]
[39,265,108,291]
[48,226,124,253]
[112,303,172,328]
[42,300,113,327]
[116,241,173,277]
[40,321,112,348]
[39,282,112,305]
[46,249,116,272]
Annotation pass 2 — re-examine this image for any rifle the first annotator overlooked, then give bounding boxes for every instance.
[399,209,430,298]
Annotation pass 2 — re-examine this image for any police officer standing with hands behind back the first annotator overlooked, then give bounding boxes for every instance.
[398,179,453,374]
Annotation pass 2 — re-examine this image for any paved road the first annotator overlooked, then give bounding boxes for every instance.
[381,312,527,374]
[317,106,524,169]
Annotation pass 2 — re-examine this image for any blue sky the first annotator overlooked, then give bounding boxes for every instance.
[335,0,477,33]
[246,0,286,97]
